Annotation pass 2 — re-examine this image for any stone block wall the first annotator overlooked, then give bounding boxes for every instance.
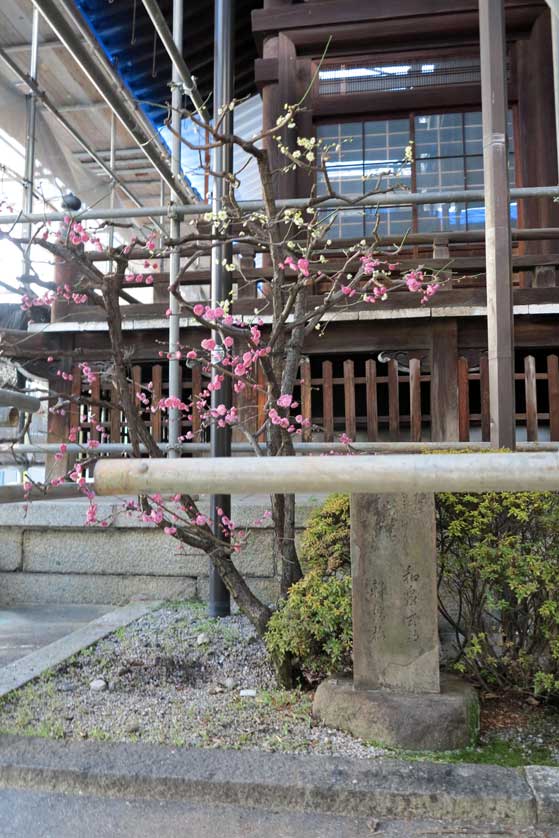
[0,498,317,606]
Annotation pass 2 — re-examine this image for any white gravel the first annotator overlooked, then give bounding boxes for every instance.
[0,601,388,759]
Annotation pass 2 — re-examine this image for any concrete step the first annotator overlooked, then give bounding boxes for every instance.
[0,735,557,826]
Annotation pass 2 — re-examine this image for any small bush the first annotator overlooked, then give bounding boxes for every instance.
[299,493,351,575]
[437,490,559,696]
[265,571,352,684]
[270,489,559,697]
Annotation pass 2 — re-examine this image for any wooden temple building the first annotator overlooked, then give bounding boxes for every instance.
[1,0,559,463]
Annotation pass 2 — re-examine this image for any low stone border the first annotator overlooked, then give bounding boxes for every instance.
[0,735,557,825]
[0,601,160,698]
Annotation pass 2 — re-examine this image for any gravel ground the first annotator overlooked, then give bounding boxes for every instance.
[0,601,387,758]
[0,601,557,765]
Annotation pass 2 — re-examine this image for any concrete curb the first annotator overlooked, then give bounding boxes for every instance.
[0,735,557,825]
[0,601,161,699]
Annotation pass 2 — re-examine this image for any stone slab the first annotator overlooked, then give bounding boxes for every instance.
[351,493,440,693]
[0,496,319,529]
[0,735,536,824]
[0,572,196,606]
[312,675,480,752]
[526,765,559,825]
[0,602,160,698]
[0,530,22,571]
[22,529,275,578]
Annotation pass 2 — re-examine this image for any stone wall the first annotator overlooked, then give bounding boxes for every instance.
[0,498,317,606]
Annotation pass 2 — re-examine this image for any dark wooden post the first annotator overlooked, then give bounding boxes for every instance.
[46,360,73,481]
[51,221,79,323]
[479,0,516,449]
[430,321,459,442]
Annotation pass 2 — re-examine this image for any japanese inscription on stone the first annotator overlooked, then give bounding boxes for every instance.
[403,564,420,642]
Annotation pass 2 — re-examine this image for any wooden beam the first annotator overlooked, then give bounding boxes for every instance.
[480,0,516,449]
[252,0,541,33]
[430,320,459,441]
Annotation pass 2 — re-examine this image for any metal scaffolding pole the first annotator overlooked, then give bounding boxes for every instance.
[479,0,515,450]
[2,186,559,226]
[22,7,40,279]
[167,0,183,460]
[30,0,195,204]
[108,111,116,271]
[158,179,167,272]
[6,441,559,456]
[209,0,234,618]
[0,43,154,228]
[140,0,210,122]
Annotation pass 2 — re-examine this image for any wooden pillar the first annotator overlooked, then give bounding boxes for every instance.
[277,33,298,199]
[516,9,559,254]
[45,361,73,481]
[51,221,81,323]
[260,31,311,203]
[430,320,459,442]
[479,0,516,450]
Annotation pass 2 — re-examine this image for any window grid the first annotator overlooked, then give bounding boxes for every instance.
[317,110,516,239]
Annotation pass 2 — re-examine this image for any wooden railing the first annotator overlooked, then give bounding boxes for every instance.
[68,353,559,449]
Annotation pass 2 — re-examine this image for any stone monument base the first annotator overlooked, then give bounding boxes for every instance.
[313,674,479,752]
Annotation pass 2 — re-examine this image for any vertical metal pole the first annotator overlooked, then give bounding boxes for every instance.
[22,7,40,278]
[159,178,166,270]
[209,0,234,618]
[479,0,516,449]
[168,0,183,459]
[108,111,116,272]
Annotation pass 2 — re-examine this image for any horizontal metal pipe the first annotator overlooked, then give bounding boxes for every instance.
[328,228,559,248]
[75,226,559,261]
[0,482,84,504]
[94,453,559,496]
[0,389,41,413]
[0,186,557,226]
[7,441,559,456]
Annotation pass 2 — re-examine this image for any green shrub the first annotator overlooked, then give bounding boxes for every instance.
[437,490,559,696]
[299,493,351,575]
[265,571,352,684]
[270,489,559,697]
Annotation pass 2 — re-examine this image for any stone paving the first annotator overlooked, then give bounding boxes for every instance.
[0,605,112,667]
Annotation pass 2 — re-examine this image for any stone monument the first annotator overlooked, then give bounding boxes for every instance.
[313,493,479,751]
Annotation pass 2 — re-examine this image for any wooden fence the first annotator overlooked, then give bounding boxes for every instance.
[68,353,559,448]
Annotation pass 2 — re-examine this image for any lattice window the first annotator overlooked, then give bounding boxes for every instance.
[316,110,515,239]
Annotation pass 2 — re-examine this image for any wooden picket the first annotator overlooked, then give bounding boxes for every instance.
[365,359,378,442]
[548,355,559,441]
[70,352,559,449]
[457,357,470,442]
[343,359,356,440]
[524,355,538,441]
[409,358,422,442]
[480,355,491,442]
[322,360,334,442]
[151,364,162,442]
[300,357,313,442]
